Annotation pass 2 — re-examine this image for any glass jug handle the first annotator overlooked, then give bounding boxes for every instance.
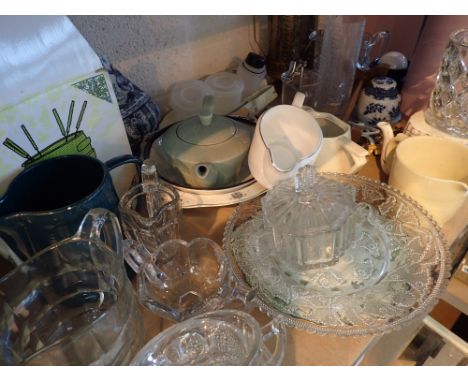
[141,158,160,186]
[76,208,123,257]
[260,317,287,366]
[357,30,390,71]
[141,158,162,218]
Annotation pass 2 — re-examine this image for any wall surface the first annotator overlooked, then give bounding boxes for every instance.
[400,15,468,116]
[69,15,268,102]
[364,15,425,59]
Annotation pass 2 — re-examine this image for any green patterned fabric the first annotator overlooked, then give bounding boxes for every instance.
[72,74,112,103]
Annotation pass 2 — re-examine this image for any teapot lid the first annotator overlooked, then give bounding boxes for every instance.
[176,95,237,146]
[176,115,237,146]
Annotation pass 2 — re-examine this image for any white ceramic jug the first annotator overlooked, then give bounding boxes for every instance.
[377,121,468,225]
[310,109,368,174]
[248,92,323,189]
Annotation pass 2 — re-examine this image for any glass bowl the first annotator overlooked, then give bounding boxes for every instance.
[137,238,232,322]
[130,309,286,366]
[223,173,451,336]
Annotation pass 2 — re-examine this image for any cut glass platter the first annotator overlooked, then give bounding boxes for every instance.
[223,173,451,336]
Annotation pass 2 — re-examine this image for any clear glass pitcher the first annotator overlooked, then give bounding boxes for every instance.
[0,208,144,365]
[281,16,390,117]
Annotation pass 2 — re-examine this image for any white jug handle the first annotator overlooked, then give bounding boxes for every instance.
[339,137,369,174]
[291,91,305,108]
[376,121,409,175]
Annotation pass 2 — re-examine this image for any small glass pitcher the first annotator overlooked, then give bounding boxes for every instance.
[119,159,182,273]
[0,208,144,365]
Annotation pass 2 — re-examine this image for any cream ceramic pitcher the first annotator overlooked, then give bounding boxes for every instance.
[309,109,368,174]
[377,122,468,225]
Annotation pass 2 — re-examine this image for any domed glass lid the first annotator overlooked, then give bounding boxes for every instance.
[262,165,357,236]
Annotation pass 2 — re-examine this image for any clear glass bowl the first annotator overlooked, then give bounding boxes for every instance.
[137,238,232,322]
[223,173,451,336]
[130,309,286,366]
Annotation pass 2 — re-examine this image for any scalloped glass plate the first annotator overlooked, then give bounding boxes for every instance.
[223,174,451,337]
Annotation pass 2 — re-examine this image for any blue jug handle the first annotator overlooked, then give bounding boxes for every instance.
[0,194,7,217]
[105,154,142,171]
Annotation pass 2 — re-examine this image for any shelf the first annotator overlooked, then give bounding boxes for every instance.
[442,277,468,316]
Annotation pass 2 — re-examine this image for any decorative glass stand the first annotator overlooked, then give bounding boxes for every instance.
[224,173,450,337]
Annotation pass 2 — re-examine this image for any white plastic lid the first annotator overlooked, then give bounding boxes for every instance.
[169,80,213,115]
[205,72,244,95]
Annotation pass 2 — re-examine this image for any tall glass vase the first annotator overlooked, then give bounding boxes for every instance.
[425,29,468,139]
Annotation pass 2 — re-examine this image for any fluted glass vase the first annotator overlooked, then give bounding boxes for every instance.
[425,29,468,139]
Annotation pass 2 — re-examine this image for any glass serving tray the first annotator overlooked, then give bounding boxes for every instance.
[223,174,451,337]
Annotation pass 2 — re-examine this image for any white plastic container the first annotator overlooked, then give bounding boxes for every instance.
[169,79,213,119]
[204,72,244,115]
[236,52,266,98]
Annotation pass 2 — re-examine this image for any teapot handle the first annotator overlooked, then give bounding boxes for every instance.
[76,208,123,257]
[260,317,287,366]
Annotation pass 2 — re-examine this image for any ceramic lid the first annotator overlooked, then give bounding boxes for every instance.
[371,76,397,90]
[176,114,237,145]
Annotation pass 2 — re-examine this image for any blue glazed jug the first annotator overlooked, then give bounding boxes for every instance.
[0,154,141,265]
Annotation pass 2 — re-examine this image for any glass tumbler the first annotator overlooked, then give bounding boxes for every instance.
[0,208,144,365]
[119,159,182,273]
[425,28,468,139]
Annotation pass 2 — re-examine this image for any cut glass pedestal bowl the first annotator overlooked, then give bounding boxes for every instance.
[223,173,451,336]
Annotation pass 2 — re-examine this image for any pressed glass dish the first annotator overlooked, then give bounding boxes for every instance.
[130,309,286,366]
[223,173,451,336]
[137,238,232,322]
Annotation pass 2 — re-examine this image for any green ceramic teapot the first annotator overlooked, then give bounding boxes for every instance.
[150,96,254,189]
